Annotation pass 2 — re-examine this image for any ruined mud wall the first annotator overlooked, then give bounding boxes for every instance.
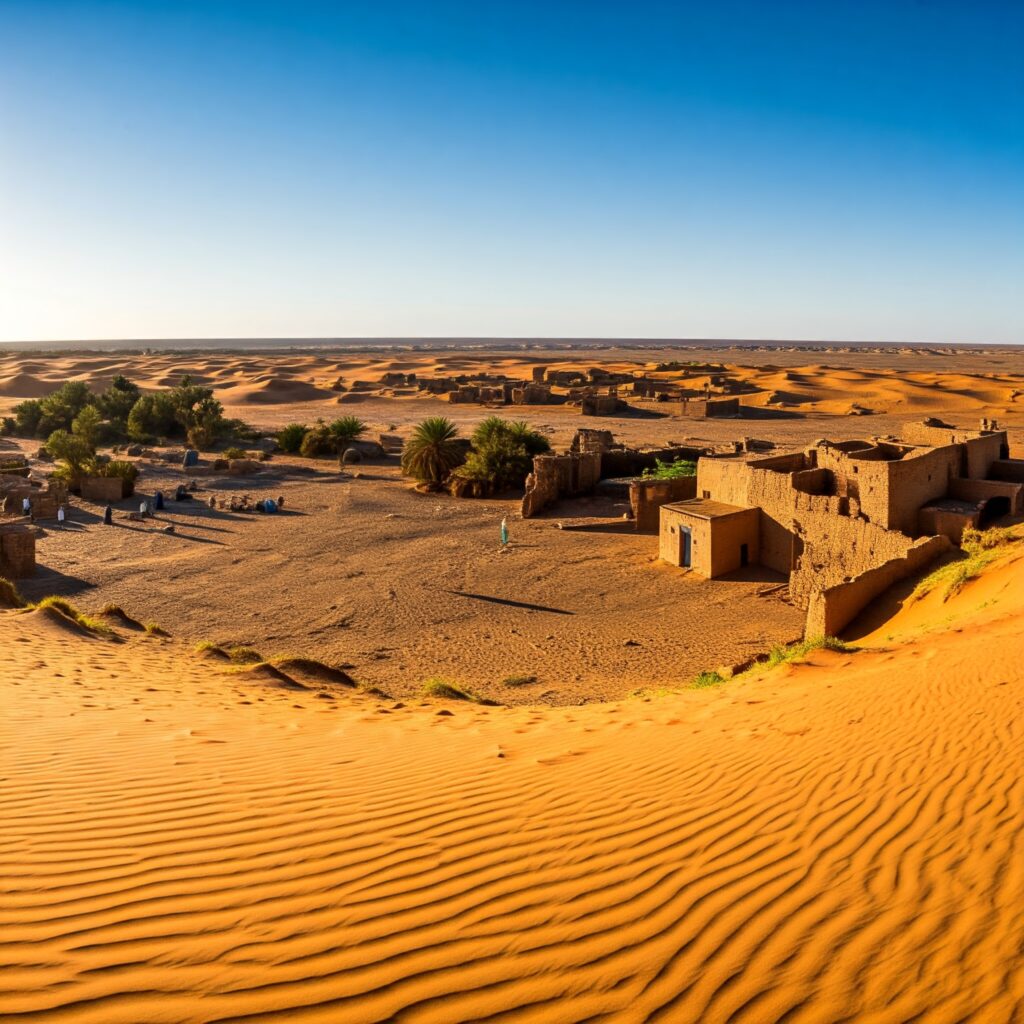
[521,452,601,518]
[629,477,697,532]
[0,525,36,578]
[788,513,928,610]
[814,445,960,532]
[804,535,951,637]
[949,477,1024,515]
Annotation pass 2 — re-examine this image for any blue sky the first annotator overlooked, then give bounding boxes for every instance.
[1,0,1021,343]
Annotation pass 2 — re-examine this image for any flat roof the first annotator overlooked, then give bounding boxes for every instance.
[662,498,755,520]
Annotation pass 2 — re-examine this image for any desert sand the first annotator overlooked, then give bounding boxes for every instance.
[3,343,1024,1021]
[2,535,1023,1022]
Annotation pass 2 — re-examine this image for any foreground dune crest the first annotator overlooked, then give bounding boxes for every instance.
[2,541,1023,1023]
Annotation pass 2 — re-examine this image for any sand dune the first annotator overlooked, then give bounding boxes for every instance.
[0,372,53,398]
[217,377,335,404]
[2,544,1022,1022]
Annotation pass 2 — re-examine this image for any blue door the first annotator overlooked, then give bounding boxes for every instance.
[681,526,691,567]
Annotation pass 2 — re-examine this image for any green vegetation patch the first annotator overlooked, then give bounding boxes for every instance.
[641,457,697,480]
[913,525,1023,602]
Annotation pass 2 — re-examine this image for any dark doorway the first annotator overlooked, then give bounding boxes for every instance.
[740,543,749,567]
[681,527,691,567]
[979,496,1010,526]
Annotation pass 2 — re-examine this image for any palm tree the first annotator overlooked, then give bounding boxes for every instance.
[401,416,464,486]
[328,416,367,450]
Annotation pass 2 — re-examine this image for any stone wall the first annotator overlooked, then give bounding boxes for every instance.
[805,535,951,637]
[521,452,601,518]
[630,477,697,532]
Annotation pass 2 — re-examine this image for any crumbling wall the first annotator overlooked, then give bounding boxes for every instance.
[521,452,601,518]
[630,477,697,532]
[804,535,951,637]
[950,477,1024,515]
[789,513,927,610]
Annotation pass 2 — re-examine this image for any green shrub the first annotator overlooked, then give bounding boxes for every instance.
[277,423,309,453]
[226,646,263,664]
[452,417,551,492]
[690,670,726,688]
[222,447,250,460]
[299,422,334,457]
[328,416,367,448]
[127,392,177,441]
[642,457,697,480]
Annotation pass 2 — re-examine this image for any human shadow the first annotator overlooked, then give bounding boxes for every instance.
[445,590,574,615]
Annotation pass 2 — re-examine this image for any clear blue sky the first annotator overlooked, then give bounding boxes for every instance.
[1,0,1021,343]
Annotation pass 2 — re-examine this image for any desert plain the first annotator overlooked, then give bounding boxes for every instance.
[2,340,1024,1022]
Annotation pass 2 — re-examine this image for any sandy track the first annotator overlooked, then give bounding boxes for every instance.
[2,547,1023,1023]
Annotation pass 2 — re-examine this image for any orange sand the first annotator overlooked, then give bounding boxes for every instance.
[2,547,1023,1021]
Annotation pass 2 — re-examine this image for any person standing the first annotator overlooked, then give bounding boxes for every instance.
[500,516,509,547]
[22,496,30,516]
[103,505,113,525]
[57,505,66,528]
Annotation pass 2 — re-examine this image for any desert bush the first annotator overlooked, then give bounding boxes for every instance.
[328,416,367,448]
[401,417,465,486]
[690,670,726,688]
[71,405,104,448]
[0,416,16,436]
[421,678,481,701]
[453,417,550,492]
[501,674,537,687]
[223,447,250,460]
[11,399,44,437]
[88,459,139,483]
[277,423,309,453]
[46,429,96,486]
[127,392,177,441]
[299,422,334,458]
[642,457,697,480]
[96,375,141,431]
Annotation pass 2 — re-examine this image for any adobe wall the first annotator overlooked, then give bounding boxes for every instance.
[521,452,601,518]
[80,476,128,503]
[705,509,760,577]
[813,444,959,532]
[0,526,36,579]
[989,459,1024,484]
[789,512,925,609]
[949,477,1023,515]
[804,535,951,638]
[901,423,1008,476]
[918,505,979,543]
[630,477,697,532]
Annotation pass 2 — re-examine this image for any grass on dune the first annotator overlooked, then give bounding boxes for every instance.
[687,636,855,690]
[913,525,1022,602]
[33,596,114,636]
[0,576,28,609]
[421,678,498,705]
